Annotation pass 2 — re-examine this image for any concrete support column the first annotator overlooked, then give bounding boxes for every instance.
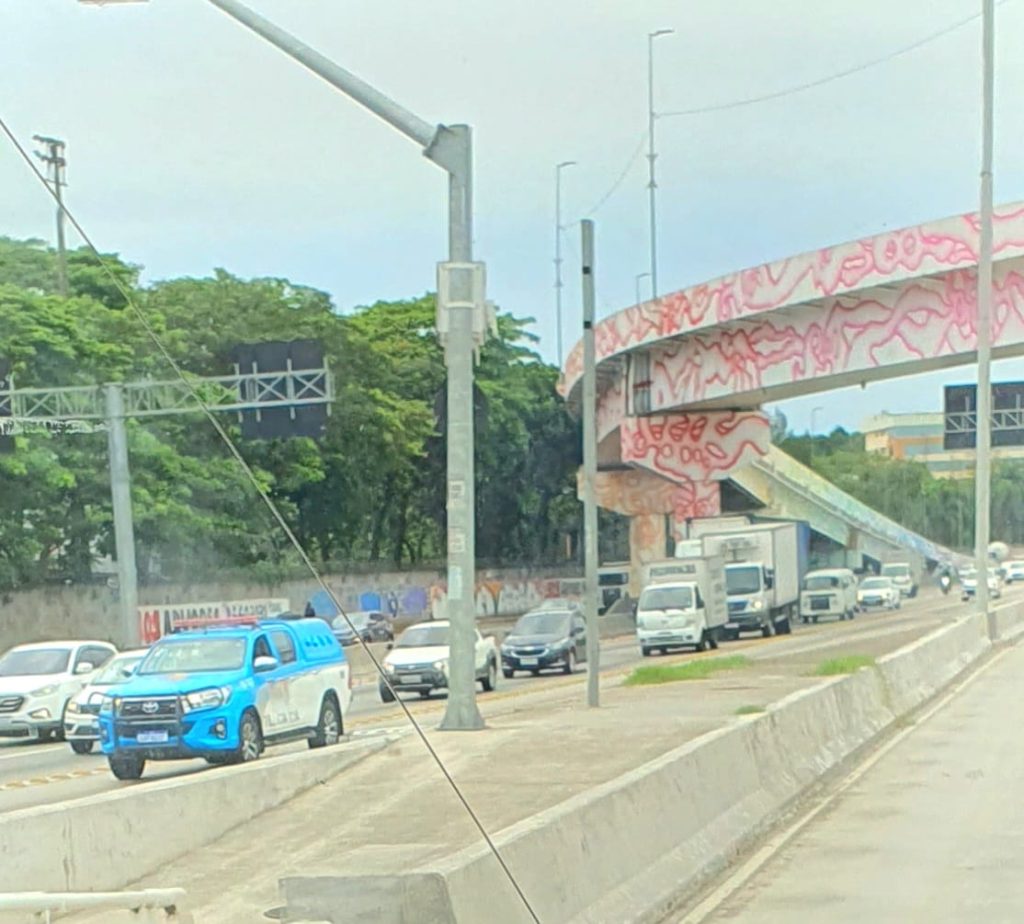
[629,513,668,596]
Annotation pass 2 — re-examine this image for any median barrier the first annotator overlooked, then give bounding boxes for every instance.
[0,737,388,893]
[282,609,1005,923]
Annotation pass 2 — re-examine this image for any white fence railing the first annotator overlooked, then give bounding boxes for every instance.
[0,890,190,923]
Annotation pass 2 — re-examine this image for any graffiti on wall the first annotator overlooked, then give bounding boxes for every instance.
[620,412,770,483]
[562,202,1024,393]
[308,576,583,622]
[588,469,721,524]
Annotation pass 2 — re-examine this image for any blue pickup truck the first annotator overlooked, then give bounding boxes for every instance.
[98,618,350,780]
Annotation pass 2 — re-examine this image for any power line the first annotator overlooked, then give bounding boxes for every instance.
[578,130,648,220]
[0,114,541,924]
[660,0,1014,119]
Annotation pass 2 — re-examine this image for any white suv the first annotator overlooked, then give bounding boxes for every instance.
[0,641,117,742]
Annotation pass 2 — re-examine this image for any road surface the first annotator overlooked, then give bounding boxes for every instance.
[0,587,978,812]
[686,611,1024,924]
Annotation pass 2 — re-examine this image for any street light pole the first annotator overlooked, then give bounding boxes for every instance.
[646,28,673,301]
[79,0,486,730]
[581,220,600,708]
[635,271,651,305]
[554,160,577,368]
[105,384,139,646]
[975,0,995,618]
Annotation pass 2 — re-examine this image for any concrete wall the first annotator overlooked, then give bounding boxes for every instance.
[0,568,584,649]
[0,738,388,893]
[285,603,1017,923]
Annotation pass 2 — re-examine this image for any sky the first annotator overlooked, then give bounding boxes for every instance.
[3,0,1024,433]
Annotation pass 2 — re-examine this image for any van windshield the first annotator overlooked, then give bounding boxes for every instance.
[804,575,839,590]
[881,564,910,578]
[638,586,694,611]
[726,565,762,595]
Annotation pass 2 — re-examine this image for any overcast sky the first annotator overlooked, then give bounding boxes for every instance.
[3,0,1024,433]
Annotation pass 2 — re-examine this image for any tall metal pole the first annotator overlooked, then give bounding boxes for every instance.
[438,125,485,730]
[975,0,995,617]
[581,220,600,708]
[105,384,139,647]
[554,160,577,368]
[646,29,673,301]
[32,136,69,297]
[97,0,486,727]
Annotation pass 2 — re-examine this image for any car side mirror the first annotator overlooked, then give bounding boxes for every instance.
[764,569,775,590]
[571,626,584,636]
[385,642,394,651]
[254,655,279,673]
[74,661,94,675]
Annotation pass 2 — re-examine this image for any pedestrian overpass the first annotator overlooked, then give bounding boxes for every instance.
[562,203,1024,587]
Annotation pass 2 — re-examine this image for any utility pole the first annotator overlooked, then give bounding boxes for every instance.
[581,220,600,708]
[646,28,673,301]
[32,135,69,297]
[975,0,995,618]
[554,161,577,368]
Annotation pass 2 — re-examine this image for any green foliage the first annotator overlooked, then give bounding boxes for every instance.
[0,238,581,590]
[778,429,1024,550]
[735,704,766,715]
[624,655,750,686]
[814,654,876,676]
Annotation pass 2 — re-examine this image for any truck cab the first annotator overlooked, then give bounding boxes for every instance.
[636,555,727,656]
[99,618,350,781]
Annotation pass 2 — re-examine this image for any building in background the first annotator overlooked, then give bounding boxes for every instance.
[862,412,1024,479]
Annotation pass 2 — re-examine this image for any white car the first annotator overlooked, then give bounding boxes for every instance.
[961,569,1003,601]
[1004,560,1024,583]
[857,576,901,610]
[0,641,117,742]
[379,620,497,702]
[63,649,147,754]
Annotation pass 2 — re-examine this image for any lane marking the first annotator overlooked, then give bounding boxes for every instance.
[673,641,1017,923]
[0,766,106,792]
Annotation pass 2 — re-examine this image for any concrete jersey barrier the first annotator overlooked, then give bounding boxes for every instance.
[0,738,388,894]
[284,608,1005,923]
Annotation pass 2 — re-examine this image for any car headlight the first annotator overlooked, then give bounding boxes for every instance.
[750,600,764,611]
[182,687,231,713]
[29,684,58,698]
[433,659,448,672]
[384,661,397,674]
[65,700,81,714]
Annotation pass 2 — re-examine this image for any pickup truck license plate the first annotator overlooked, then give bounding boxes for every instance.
[136,730,168,744]
[401,674,422,684]
[520,657,539,666]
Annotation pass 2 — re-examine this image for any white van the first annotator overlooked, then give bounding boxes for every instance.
[799,568,858,624]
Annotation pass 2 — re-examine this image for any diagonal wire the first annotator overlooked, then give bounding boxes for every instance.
[577,130,648,220]
[660,0,1014,119]
[0,114,541,924]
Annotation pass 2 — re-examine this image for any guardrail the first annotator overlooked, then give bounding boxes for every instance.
[0,890,190,923]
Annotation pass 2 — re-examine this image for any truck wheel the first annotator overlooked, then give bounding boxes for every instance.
[777,617,792,635]
[109,755,145,781]
[502,668,514,679]
[235,711,263,763]
[309,695,342,749]
[641,646,653,657]
[708,630,720,650]
[801,616,809,625]
[695,634,708,653]
[70,740,94,755]
[481,658,497,692]
[379,682,396,703]
[761,622,775,639]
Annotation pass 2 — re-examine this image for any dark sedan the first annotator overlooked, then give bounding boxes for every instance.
[331,611,394,646]
[500,609,587,678]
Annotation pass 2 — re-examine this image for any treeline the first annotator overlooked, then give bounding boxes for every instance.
[0,238,581,591]
[781,430,1024,550]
